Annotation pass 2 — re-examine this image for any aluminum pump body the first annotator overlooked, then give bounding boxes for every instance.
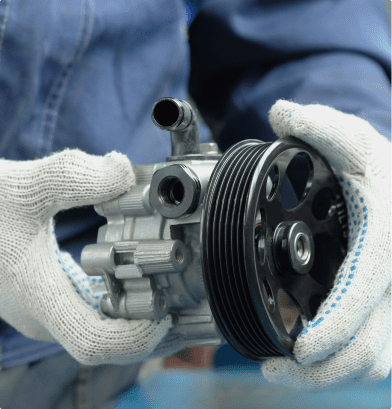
[81,98,224,348]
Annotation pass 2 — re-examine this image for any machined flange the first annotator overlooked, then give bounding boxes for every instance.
[149,164,201,219]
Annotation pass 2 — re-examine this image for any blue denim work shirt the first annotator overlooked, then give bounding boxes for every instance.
[0,0,390,367]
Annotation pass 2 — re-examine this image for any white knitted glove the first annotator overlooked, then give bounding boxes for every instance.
[0,149,184,365]
[262,100,391,390]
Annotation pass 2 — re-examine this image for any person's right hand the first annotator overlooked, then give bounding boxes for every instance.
[0,149,184,365]
[262,100,391,390]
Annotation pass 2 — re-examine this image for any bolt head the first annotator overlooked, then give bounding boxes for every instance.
[273,221,315,275]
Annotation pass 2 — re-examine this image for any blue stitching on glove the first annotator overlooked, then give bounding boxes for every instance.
[61,257,102,315]
[51,229,102,314]
[328,336,356,357]
[299,176,367,340]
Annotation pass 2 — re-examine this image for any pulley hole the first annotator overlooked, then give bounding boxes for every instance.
[175,247,184,263]
[153,99,180,127]
[282,152,313,210]
[255,208,266,266]
[266,165,279,201]
[262,279,275,311]
[277,289,301,334]
[158,176,185,207]
[309,294,324,318]
[312,188,336,220]
[310,233,343,288]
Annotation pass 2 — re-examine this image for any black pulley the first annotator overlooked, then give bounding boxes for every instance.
[201,137,348,361]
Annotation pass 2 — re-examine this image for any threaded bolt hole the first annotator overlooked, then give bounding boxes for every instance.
[175,247,184,263]
[294,233,311,264]
[158,296,166,310]
[158,176,185,207]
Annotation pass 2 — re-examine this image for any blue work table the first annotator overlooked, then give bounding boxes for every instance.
[116,369,391,409]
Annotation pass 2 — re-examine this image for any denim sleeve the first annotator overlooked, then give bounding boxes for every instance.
[189,0,391,150]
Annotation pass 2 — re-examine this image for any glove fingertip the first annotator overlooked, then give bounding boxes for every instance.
[268,99,297,137]
[103,150,136,189]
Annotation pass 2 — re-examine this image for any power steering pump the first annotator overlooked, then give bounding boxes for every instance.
[81,97,348,360]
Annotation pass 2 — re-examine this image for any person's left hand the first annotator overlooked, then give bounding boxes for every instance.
[0,149,185,366]
[261,100,391,391]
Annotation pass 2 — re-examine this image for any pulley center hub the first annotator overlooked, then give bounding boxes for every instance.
[273,221,315,275]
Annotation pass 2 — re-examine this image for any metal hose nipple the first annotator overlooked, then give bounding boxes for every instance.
[151,97,201,156]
